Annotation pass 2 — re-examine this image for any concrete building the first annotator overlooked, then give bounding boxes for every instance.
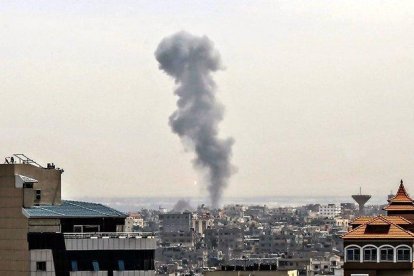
[0,154,156,276]
[158,212,194,246]
[258,234,288,254]
[125,213,144,232]
[307,255,343,276]
[205,227,244,254]
[318,204,341,218]
[159,212,192,232]
[192,213,213,235]
[160,230,196,246]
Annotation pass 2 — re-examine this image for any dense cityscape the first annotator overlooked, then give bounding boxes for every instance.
[2,153,396,276]
[127,197,384,275]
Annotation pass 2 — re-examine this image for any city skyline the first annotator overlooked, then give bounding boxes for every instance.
[2,1,414,201]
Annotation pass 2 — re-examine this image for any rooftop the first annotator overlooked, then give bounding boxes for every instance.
[388,180,413,203]
[383,180,414,211]
[351,216,411,226]
[23,200,126,218]
[342,215,414,240]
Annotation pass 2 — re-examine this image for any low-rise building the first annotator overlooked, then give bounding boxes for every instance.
[125,212,145,232]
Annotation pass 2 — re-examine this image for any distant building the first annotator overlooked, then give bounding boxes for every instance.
[307,255,343,275]
[158,212,194,246]
[159,212,192,232]
[223,205,246,218]
[204,227,244,257]
[0,154,156,275]
[125,212,145,232]
[318,204,341,218]
[160,230,196,247]
[192,213,213,235]
[258,234,288,254]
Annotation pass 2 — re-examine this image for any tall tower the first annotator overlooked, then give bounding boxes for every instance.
[352,187,371,215]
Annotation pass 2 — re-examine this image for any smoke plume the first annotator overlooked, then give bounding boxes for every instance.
[171,199,193,213]
[155,31,235,208]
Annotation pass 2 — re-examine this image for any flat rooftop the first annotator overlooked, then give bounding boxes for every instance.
[23,200,126,218]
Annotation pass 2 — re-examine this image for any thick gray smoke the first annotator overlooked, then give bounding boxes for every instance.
[155,31,235,208]
[171,199,193,213]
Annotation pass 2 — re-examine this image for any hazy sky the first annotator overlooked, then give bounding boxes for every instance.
[1,1,414,201]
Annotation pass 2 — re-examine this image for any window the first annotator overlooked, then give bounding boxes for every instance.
[397,248,411,261]
[118,260,125,271]
[73,225,100,233]
[74,225,82,233]
[36,261,46,271]
[83,225,100,232]
[71,260,78,271]
[92,260,100,271]
[346,247,361,262]
[380,247,394,261]
[363,247,377,262]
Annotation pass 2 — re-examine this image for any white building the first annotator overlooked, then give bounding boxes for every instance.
[125,213,145,232]
[318,204,341,218]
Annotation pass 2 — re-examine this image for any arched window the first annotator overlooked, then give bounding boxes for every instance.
[346,246,361,262]
[379,246,394,262]
[363,245,378,262]
[396,245,412,262]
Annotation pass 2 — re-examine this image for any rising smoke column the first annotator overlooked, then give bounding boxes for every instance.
[155,32,235,208]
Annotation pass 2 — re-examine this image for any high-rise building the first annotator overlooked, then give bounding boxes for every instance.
[0,154,156,276]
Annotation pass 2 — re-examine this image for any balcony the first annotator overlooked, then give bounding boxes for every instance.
[64,232,154,239]
[64,232,157,251]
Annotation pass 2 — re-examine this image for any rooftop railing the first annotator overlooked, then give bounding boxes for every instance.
[64,232,155,239]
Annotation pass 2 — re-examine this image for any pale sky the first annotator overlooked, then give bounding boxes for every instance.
[1,1,414,200]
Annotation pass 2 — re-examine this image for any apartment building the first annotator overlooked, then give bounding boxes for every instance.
[318,204,341,218]
[0,154,156,276]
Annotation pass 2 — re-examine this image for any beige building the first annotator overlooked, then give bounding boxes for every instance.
[125,213,145,232]
[0,156,62,275]
[0,154,156,276]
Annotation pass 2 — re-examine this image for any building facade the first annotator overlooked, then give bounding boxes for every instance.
[159,212,192,232]
[318,204,341,218]
[0,154,156,276]
[342,180,414,276]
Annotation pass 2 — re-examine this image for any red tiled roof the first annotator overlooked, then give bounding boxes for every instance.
[351,216,411,225]
[388,181,413,203]
[383,180,414,212]
[343,215,414,240]
[384,205,414,211]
